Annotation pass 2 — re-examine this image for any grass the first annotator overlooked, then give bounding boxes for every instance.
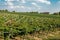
[0,12,60,40]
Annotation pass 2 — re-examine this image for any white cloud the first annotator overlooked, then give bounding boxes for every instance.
[19,6,32,11]
[32,2,37,6]
[5,0,50,12]
[26,0,51,5]
[5,0,20,1]
[57,1,60,3]
[37,0,51,4]
[21,0,26,3]
[31,2,41,9]
[16,0,20,1]
[20,6,25,8]
[6,0,20,9]
[6,0,25,9]
[7,2,13,6]
[7,1,14,9]
[14,6,20,8]
[16,6,20,8]
[5,0,14,1]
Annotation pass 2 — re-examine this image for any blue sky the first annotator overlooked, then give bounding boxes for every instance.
[0,0,60,13]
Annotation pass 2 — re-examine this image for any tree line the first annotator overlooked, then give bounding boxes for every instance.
[0,9,60,15]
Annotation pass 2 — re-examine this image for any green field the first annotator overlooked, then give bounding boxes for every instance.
[0,12,60,40]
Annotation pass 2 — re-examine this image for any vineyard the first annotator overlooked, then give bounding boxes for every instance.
[0,12,60,40]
